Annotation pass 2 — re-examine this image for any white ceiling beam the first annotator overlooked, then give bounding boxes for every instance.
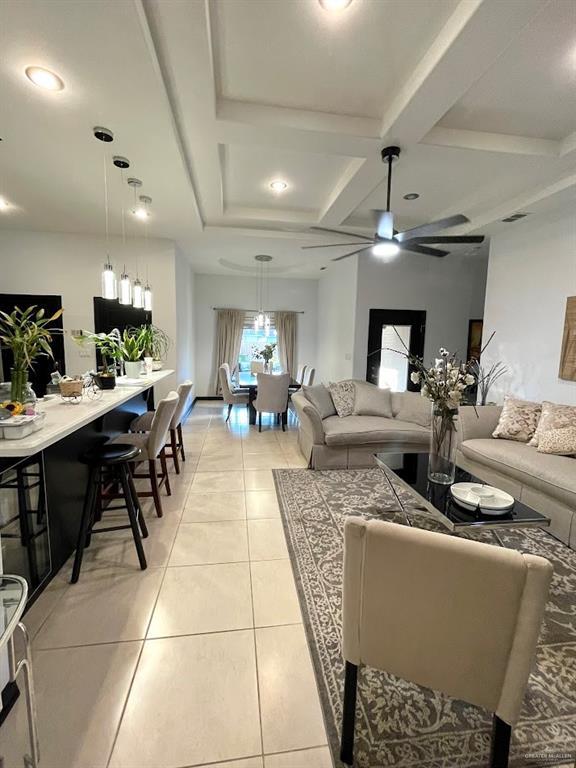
[222,206,317,225]
[421,126,559,157]
[560,131,576,160]
[318,0,550,227]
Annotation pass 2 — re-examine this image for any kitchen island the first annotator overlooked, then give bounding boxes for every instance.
[0,370,174,602]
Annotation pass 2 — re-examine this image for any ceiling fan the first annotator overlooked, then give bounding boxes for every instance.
[302,146,484,262]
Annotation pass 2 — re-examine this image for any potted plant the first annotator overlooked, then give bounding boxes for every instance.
[137,324,170,371]
[120,328,144,378]
[0,305,63,403]
[74,330,122,390]
[255,342,277,373]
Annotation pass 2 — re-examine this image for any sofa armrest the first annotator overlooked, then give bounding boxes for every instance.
[459,405,503,442]
[292,392,326,445]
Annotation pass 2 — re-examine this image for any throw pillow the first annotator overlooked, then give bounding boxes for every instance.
[537,425,576,456]
[529,400,576,447]
[354,382,393,418]
[328,381,356,418]
[492,396,542,443]
[302,383,336,419]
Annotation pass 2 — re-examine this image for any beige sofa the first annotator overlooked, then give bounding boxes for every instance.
[292,388,429,470]
[458,406,576,549]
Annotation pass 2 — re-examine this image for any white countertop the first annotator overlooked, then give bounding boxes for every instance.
[0,370,174,458]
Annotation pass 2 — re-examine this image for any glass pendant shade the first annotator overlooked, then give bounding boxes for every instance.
[133,278,144,309]
[258,312,265,328]
[254,316,259,332]
[119,270,132,305]
[264,314,271,333]
[144,283,153,311]
[101,262,117,300]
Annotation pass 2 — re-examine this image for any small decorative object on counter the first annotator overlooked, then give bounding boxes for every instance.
[0,305,63,403]
[73,329,122,390]
[120,328,145,378]
[59,376,84,404]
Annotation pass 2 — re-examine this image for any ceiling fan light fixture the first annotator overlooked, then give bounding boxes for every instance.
[372,241,400,260]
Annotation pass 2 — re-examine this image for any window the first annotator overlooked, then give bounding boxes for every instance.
[238,312,280,373]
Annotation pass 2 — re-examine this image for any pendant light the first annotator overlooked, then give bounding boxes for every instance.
[141,199,153,312]
[114,156,133,305]
[94,127,117,299]
[128,178,144,308]
[254,255,272,331]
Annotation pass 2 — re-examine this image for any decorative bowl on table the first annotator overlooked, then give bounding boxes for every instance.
[450,482,515,516]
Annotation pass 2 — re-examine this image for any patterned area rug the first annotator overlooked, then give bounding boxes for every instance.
[273,468,576,768]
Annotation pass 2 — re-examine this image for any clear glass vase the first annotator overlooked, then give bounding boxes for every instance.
[10,367,28,403]
[428,405,459,485]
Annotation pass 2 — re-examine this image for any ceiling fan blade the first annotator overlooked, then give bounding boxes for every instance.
[332,245,374,262]
[400,243,449,258]
[375,210,394,239]
[302,242,374,250]
[395,214,469,243]
[403,235,485,245]
[310,226,372,241]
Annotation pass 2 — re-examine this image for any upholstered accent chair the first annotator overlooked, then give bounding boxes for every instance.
[110,391,179,517]
[253,373,291,431]
[341,518,552,767]
[302,366,315,386]
[295,364,307,385]
[130,380,193,473]
[219,364,249,422]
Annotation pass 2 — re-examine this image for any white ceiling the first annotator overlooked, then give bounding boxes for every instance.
[0,0,575,277]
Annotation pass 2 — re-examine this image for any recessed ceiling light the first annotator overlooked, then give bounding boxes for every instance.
[403,193,420,201]
[319,0,353,9]
[25,66,65,91]
[0,197,10,211]
[270,179,288,193]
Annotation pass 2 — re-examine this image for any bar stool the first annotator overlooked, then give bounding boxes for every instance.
[130,380,193,474]
[71,443,148,584]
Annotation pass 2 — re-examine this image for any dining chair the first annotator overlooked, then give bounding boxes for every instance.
[303,366,315,385]
[295,364,307,385]
[130,380,193,473]
[340,518,553,768]
[219,364,249,422]
[109,391,179,517]
[253,372,291,431]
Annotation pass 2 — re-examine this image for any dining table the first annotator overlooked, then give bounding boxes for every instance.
[237,371,301,425]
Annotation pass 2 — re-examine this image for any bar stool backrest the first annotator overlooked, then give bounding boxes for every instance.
[148,391,179,458]
[170,380,193,428]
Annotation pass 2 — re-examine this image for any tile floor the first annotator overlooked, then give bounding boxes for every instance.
[0,402,332,768]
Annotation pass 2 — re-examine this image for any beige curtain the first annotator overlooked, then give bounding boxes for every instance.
[276,311,297,376]
[212,309,245,394]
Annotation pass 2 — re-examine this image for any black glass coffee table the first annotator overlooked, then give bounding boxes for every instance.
[374,452,550,542]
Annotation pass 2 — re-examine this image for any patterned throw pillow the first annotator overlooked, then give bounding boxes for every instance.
[328,381,356,418]
[529,401,576,447]
[537,426,576,456]
[492,396,542,443]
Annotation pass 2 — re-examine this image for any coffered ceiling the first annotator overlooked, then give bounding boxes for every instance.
[1,0,575,276]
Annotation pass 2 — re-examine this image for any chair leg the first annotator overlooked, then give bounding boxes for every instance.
[282,411,286,432]
[258,412,262,433]
[226,403,233,422]
[170,427,180,474]
[160,449,171,496]
[149,459,163,517]
[177,423,186,461]
[340,661,358,766]
[71,466,98,584]
[127,470,148,538]
[489,715,511,768]
[119,465,147,571]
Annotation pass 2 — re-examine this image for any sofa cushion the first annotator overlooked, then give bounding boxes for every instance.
[460,438,576,509]
[323,415,429,446]
[329,381,356,417]
[391,391,432,428]
[492,396,542,443]
[353,382,393,418]
[302,383,336,419]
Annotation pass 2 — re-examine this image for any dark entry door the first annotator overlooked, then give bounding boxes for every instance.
[366,309,426,392]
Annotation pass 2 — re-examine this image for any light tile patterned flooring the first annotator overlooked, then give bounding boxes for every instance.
[0,402,332,768]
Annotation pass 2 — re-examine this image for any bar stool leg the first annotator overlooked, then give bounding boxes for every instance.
[148,459,163,517]
[177,423,186,462]
[160,449,171,496]
[126,469,148,538]
[71,465,98,583]
[170,427,180,474]
[119,464,147,571]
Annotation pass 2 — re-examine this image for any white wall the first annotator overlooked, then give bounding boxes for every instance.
[352,251,488,378]
[174,247,195,396]
[316,257,358,382]
[0,229,182,397]
[482,207,576,404]
[193,274,318,395]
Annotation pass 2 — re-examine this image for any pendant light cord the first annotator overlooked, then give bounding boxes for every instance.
[103,149,110,265]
